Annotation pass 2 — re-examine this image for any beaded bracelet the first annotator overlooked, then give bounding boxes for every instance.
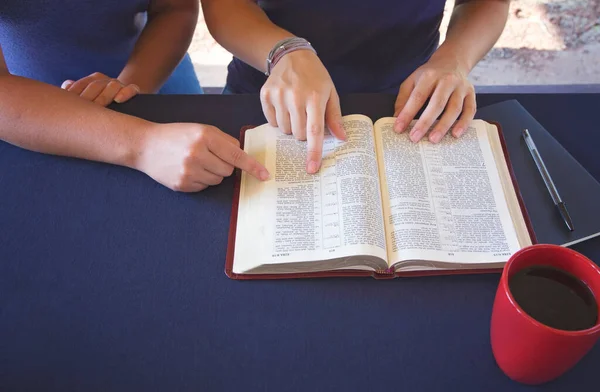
[265,37,317,76]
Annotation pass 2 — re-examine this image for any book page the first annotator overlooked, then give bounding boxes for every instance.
[232,115,388,274]
[373,118,527,268]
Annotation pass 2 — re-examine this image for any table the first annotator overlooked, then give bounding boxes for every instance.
[1,93,599,391]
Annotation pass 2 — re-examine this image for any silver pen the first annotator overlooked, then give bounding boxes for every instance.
[523,129,574,231]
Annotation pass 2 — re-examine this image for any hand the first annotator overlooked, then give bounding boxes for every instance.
[136,123,270,192]
[260,50,346,174]
[393,54,476,143]
[62,72,140,107]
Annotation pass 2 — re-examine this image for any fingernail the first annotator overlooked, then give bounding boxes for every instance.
[259,169,270,181]
[332,121,346,140]
[114,93,123,103]
[394,121,405,133]
[430,132,442,143]
[307,161,318,174]
[410,128,423,143]
[410,132,423,143]
[453,127,464,138]
[337,122,347,140]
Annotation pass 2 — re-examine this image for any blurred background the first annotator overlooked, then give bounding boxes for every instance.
[190,0,600,91]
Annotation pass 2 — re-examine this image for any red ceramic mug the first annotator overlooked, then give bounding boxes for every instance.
[491,244,600,385]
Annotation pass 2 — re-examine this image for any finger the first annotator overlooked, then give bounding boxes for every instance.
[276,105,292,136]
[174,182,209,193]
[393,78,415,132]
[114,84,140,103]
[93,80,123,107]
[205,124,239,147]
[68,72,107,95]
[199,147,236,177]
[61,80,74,90]
[325,89,346,140]
[195,169,225,186]
[410,78,456,142]
[428,90,465,143]
[273,90,292,136]
[396,78,436,142]
[305,99,325,174]
[220,131,240,146]
[207,134,270,181]
[452,89,476,138]
[80,80,110,102]
[260,87,278,128]
[289,102,307,143]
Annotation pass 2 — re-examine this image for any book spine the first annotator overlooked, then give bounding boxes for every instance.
[373,268,396,280]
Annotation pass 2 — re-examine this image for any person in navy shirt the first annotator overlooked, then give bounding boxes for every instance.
[203,0,510,173]
[0,0,269,191]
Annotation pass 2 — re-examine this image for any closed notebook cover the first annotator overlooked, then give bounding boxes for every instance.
[225,121,536,280]
[477,100,600,248]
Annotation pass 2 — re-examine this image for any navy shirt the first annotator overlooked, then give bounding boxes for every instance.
[0,0,202,94]
[226,0,447,94]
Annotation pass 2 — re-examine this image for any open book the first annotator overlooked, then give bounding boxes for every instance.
[226,115,534,279]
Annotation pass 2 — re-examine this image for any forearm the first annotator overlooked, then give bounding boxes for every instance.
[118,0,198,93]
[0,74,152,169]
[435,0,510,72]
[202,0,293,72]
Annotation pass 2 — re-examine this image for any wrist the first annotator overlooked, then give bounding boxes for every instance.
[117,68,153,94]
[431,43,472,75]
[265,37,317,76]
[122,118,161,172]
[277,49,320,66]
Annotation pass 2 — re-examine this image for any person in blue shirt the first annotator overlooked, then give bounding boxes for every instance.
[1,0,203,104]
[0,0,269,191]
[202,0,510,173]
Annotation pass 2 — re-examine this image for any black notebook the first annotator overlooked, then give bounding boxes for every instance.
[477,100,600,247]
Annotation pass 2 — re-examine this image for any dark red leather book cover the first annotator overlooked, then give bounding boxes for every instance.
[225,122,537,280]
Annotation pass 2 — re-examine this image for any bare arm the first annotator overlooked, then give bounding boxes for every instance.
[62,0,199,105]
[0,45,268,192]
[0,45,149,168]
[118,0,199,93]
[438,0,510,75]
[202,0,292,72]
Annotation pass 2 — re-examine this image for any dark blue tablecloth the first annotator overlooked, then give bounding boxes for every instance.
[1,93,599,391]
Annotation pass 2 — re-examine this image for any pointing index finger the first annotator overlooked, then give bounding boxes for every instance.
[306,99,325,174]
[208,132,270,181]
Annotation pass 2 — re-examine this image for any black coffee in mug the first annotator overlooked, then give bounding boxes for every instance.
[509,265,598,331]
